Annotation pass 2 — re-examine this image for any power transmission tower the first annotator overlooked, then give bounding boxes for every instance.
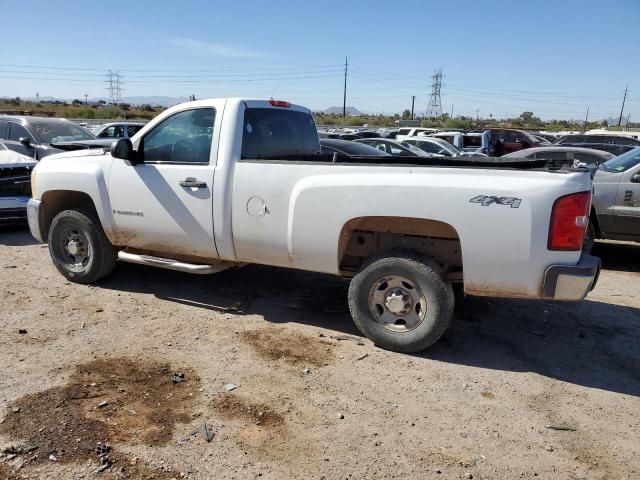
[342,57,348,119]
[426,69,443,119]
[105,70,124,105]
[617,85,628,127]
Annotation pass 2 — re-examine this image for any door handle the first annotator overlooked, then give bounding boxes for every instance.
[179,178,207,188]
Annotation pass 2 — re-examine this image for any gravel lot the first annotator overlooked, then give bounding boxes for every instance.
[1,227,639,480]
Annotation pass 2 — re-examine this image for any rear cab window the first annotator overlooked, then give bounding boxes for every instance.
[241,107,320,160]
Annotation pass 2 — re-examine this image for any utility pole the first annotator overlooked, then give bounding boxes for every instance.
[84,93,89,104]
[626,113,631,129]
[342,56,348,119]
[617,85,628,127]
[584,106,589,130]
[410,96,416,120]
[35,92,39,103]
[451,104,454,118]
[475,108,480,121]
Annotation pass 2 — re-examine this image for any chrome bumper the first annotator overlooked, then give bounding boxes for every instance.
[27,198,45,243]
[543,254,601,301]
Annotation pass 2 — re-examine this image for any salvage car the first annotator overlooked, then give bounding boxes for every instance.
[0,116,97,159]
[320,138,390,157]
[403,137,484,157]
[355,138,433,157]
[27,98,600,353]
[503,147,614,171]
[585,147,640,251]
[554,134,640,156]
[93,122,146,139]
[0,142,36,225]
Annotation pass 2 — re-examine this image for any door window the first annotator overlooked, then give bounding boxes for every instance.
[141,108,215,163]
[0,122,7,139]
[127,125,143,137]
[8,123,32,142]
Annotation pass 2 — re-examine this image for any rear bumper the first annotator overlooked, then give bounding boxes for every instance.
[0,196,29,225]
[543,254,601,301]
[26,198,45,243]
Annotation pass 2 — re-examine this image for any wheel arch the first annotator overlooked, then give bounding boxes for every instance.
[337,216,463,281]
[40,190,109,242]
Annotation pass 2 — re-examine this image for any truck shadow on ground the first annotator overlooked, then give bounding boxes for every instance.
[0,226,39,247]
[100,257,640,398]
[592,240,640,273]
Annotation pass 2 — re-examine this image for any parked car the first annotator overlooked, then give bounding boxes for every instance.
[320,138,390,157]
[403,137,485,157]
[533,132,559,143]
[503,147,614,173]
[586,147,640,250]
[353,130,381,139]
[553,135,640,156]
[355,138,433,157]
[378,128,399,139]
[427,131,485,153]
[0,142,36,225]
[27,97,599,353]
[395,127,439,142]
[532,135,552,145]
[486,128,543,155]
[0,116,97,160]
[93,122,146,139]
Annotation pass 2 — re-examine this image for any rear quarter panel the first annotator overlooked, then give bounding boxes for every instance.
[232,162,591,298]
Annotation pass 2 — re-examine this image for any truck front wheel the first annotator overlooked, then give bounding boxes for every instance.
[48,210,117,284]
[348,252,454,352]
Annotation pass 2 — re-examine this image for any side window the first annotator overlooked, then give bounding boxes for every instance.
[8,123,32,142]
[142,108,215,163]
[416,141,441,154]
[0,122,7,139]
[98,126,116,138]
[534,151,568,161]
[573,152,601,164]
[114,125,125,138]
[127,125,142,137]
[503,131,519,143]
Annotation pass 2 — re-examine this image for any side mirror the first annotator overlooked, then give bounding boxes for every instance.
[110,138,137,164]
[19,137,31,147]
[631,173,640,183]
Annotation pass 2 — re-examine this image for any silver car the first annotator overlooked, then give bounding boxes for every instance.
[587,147,640,250]
[93,122,146,139]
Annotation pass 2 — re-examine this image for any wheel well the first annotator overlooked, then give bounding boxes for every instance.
[41,190,98,240]
[338,217,463,281]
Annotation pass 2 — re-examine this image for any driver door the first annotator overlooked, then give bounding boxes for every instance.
[108,104,223,260]
[613,163,640,237]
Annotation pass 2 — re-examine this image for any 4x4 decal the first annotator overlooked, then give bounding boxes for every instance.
[469,195,522,208]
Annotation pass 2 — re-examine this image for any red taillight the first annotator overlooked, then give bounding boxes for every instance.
[268,99,290,108]
[548,191,590,251]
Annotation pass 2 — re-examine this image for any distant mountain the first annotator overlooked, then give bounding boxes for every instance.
[323,106,364,116]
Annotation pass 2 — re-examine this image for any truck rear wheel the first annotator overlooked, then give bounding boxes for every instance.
[348,251,454,353]
[48,209,117,284]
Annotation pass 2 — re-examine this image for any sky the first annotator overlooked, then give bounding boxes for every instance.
[1,0,639,121]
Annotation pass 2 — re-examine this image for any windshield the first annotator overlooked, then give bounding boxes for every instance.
[432,137,462,154]
[601,147,640,172]
[403,142,430,156]
[32,122,96,144]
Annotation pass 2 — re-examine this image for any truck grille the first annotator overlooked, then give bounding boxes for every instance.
[0,166,32,196]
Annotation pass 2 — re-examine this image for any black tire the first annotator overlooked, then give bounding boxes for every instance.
[48,209,117,284]
[583,220,596,255]
[348,251,454,353]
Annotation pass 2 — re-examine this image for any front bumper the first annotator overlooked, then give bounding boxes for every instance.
[0,196,29,225]
[543,254,601,301]
[27,198,45,243]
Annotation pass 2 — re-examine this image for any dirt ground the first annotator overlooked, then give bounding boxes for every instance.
[0,227,639,480]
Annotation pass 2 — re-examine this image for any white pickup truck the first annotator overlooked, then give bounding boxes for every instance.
[27,98,600,352]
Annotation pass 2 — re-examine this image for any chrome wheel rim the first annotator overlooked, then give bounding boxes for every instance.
[59,227,91,272]
[368,275,427,332]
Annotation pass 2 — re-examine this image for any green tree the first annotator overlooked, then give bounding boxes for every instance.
[402,109,412,119]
